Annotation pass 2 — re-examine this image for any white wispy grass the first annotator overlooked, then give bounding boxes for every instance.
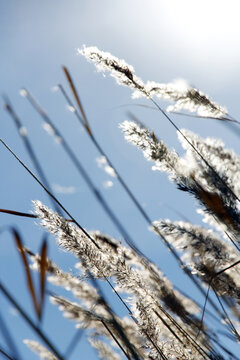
[178,129,240,197]
[136,79,227,118]
[78,45,147,97]
[120,120,181,176]
[23,340,57,360]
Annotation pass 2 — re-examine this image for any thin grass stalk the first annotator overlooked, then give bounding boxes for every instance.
[0,311,22,360]
[0,281,65,360]
[0,346,16,360]
[152,308,213,360]
[62,67,92,137]
[87,275,142,360]
[168,110,240,123]
[99,320,132,360]
[3,96,63,215]
[0,208,37,219]
[213,288,240,341]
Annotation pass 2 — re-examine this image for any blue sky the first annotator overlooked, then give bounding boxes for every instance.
[1,1,240,359]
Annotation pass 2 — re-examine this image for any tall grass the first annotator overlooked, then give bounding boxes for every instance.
[1,46,240,360]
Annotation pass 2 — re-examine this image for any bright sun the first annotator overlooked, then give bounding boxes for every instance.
[160,1,240,74]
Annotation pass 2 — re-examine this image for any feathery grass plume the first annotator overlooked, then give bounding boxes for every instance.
[78,46,148,97]
[119,120,181,176]
[135,79,227,119]
[23,340,57,360]
[152,221,240,299]
[177,129,238,193]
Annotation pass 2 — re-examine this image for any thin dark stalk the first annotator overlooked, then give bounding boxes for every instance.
[105,279,166,359]
[224,121,240,139]
[100,321,132,360]
[196,283,211,339]
[210,336,240,360]
[169,110,240,124]
[87,275,142,360]
[0,346,16,360]
[213,287,240,341]
[197,264,240,341]
[174,285,220,325]
[3,96,63,216]
[221,227,240,252]
[175,285,240,360]
[0,208,73,222]
[62,67,92,136]
[153,308,213,360]
[215,259,240,277]
[115,103,240,125]
[0,208,37,219]
[0,311,21,360]
[0,281,64,360]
